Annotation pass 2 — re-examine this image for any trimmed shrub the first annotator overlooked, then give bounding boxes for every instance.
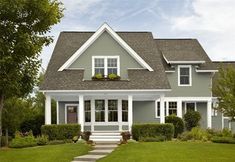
[81,131,91,141]
[139,136,166,142]
[41,124,81,140]
[9,131,37,148]
[36,135,49,145]
[206,128,233,138]
[211,136,235,144]
[132,123,174,141]
[183,111,201,131]
[121,131,131,142]
[165,115,184,138]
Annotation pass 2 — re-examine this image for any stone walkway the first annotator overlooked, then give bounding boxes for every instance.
[72,142,118,162]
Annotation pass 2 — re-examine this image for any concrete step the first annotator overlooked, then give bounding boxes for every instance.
[91,132,121,136]
[95,141,119,145]
[90,136,121,139]
[91,138,121,142]
[74,154,106,161]
[89,149,113,155]
[94,145,117,150]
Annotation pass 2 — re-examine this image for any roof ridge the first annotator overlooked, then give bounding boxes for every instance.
[155,38,195,40]
[61,31,151,33]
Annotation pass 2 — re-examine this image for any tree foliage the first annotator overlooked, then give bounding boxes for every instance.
[0,0,63,147]
[213,66,235,121]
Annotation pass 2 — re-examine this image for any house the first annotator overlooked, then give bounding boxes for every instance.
[40,23,235,138]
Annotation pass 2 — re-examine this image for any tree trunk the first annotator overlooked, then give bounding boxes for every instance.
[0,94,4,148]
[5,128,8,146]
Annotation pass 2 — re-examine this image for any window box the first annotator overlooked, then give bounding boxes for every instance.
[91,73,121,81]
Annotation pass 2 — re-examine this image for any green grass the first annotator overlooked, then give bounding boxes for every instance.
[0,143,91,162]
[98,141,235,162]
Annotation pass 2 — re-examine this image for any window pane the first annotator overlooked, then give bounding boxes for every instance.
[95,68,104,75]
[122,100,128,111]
[108,100,118,110]
[122,112,128,122]
[168,102,177,115]
[85,112,91,122]
[95,100,105,122]
[85,101,91,122]
[108,111,118,122]
[67,106,77,113]
[186,103,195,112]
[108,58,117,67]
[157,102,160,117]
[95,58,104,67]
[108,100,118,122]
[108,68,117,75]
[122,100,128,122]
[180,68,189,75]
[180,76,189,84]
[85,101,91,111]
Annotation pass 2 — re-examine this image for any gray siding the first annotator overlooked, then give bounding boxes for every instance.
[133,101,160,123]
[197,102,207,129]
[69,31,142,80]
[212,112,223,130]
[166,65,212,97]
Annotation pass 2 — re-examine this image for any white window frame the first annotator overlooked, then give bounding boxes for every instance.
[92,56,120,76]
[178,65,192,86]
[84,100,91,122]
[64,104,79,124]
[168,101,178,115]
[184,102,197,113]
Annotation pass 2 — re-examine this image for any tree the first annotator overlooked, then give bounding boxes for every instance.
[0,0,63,147]
[213,66,235,128]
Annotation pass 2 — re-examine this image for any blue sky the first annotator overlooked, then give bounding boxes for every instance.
[40,0,235,69]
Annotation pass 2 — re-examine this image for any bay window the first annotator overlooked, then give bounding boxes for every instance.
[108,100,118,122]
[122,100,128,122]
[84,100,91,122]
[95,100,105,122]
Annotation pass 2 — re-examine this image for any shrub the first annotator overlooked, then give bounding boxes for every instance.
[177,131,193,141]
[132,123,174,141]
[139,136,166,142]
[178,127,209,141]
[221,128,233,137]
[121,131,131,142]
[81,131,91,141]
[108,73,121,80]
[20,114,44,136]
[9,131,37,148]
[165,115,184,138]
[206,128,233,138]
[41,124,81,140]
[183,111,201,131]
[48,140,66,145]
[92,73,104,80]
[211,136,235,144]
[36,135,49,145]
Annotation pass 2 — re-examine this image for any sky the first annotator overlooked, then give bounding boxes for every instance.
[40,0,235,69]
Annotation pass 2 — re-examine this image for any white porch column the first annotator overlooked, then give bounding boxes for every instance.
[160,95,165,123]
[118,99,122,131]
[207,99,212,128]
[79,95,84,132]
[177,100,182,118]
[56,101,59,124]
[91,99,95,132]
[45,94,51,125]
[128,95,133,132]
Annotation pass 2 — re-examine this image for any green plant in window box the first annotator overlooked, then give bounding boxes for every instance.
[108,73,121,81]
[92,73,104,80]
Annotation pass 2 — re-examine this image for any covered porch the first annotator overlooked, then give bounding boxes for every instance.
[44,90,167,132]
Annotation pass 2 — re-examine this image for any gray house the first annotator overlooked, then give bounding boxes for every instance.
[40,23,234,140]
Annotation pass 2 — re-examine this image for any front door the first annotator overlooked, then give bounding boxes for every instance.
[185,102,196,113]
[67,105,78,123]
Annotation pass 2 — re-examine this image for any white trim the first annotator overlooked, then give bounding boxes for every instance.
[67,68,85,70]
[163,97,213,101]
[92,56,120,76]
[160,95,165,123]
[40,89,171,93]
[64,104,79,124]
[195,69,218,73]
[45,94,51,125]
[56,101,59,124]
[128,95,133,132]
[178,65,192,86]
[177,100,182,118]
[79,95,84,132]
[207,100,212,128]
[165,70,175,73]
[58,23,153,71]
[163,55,205,64]
[127,68,146,70]
[184,102,197,113]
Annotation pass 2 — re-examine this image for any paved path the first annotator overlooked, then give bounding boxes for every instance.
[71,142,118,162]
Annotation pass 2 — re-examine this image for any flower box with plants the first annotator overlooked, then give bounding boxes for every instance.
[92,73,121,81]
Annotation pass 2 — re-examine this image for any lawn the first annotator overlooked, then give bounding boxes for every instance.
[0,143,91,162]
[99,141,235,162]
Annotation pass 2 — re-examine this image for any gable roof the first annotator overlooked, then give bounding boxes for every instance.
[40,31,170,91]
[58,23,153,71]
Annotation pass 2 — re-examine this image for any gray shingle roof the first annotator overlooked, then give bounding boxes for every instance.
[40,32,171,90]
[155,39,217,70]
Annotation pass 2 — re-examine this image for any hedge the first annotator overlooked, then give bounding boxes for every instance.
[41,124,81,140]
[211,136,235,144]
[132,123,174,141]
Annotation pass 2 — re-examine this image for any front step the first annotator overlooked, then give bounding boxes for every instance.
[90,131,122,142]
[74,154,106,161]
[89,149,113,155]
[94,144,118,150]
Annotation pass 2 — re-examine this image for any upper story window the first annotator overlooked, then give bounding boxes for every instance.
[178,65,192,86]
[92,56,120,76]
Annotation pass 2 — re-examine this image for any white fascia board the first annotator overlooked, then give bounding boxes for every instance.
[195,69,218,73]
[165,70,175,73]
[169,61,206,64]
[40,89,172,93]
[58,23,153,71]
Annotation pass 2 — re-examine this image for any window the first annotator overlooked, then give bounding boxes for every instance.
[212,102,218,116]
[168,102,177,115]
[92,56,119,76]
[178,65,191,86]
[122,100,128,122]
[85,101,91,122]
[185,102,196,113]
[108,100,118,122]
[156,101,166,117]
[94,58,105,76]
[95,100,105,122]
